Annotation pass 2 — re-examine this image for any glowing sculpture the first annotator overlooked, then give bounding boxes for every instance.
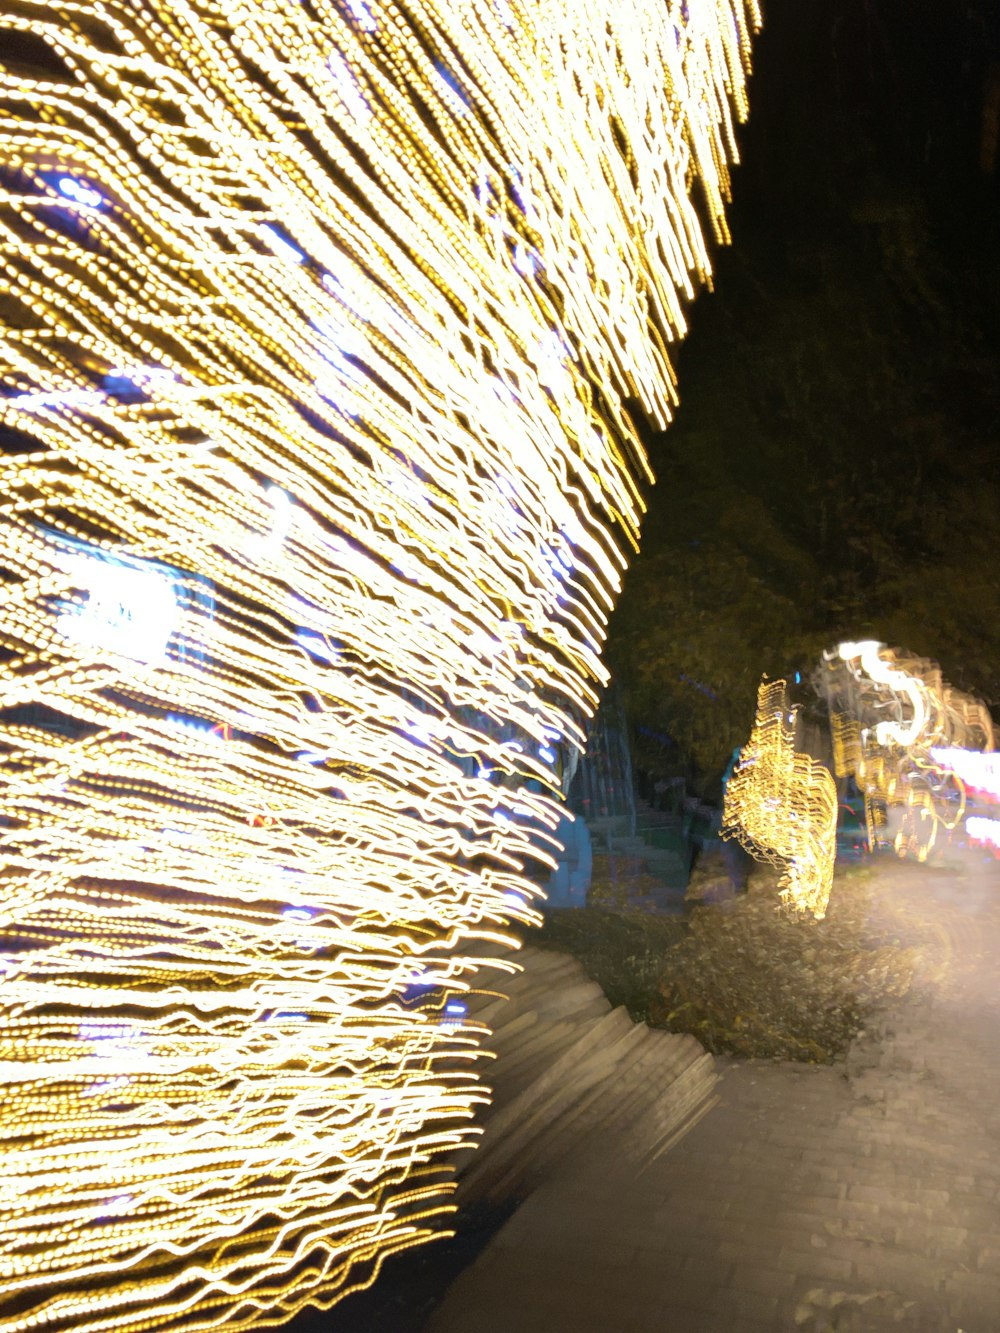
[723,679,837,919]
[818,641,993,861]
[0,1,758,1329]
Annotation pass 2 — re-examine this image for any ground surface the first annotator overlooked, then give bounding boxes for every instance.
[424,851,1000,1332]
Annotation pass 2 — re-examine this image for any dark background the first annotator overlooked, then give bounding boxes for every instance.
[607,0,1000,796]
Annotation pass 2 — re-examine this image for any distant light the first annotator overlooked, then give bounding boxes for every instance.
[168,713,219,740]
[282,907,314,923]
[513,241,537,277]
[435,62,468,115]
[966,816,1000,850]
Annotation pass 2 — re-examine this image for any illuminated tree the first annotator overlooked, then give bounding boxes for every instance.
[0,1,757,1328]
[723,678,838,919]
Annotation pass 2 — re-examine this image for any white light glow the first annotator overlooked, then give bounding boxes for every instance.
[966,815,1000,850]
[931,747,1000,801]
[55,555,177,665]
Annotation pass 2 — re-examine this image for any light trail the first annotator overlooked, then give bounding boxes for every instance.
[0,0,758,1328]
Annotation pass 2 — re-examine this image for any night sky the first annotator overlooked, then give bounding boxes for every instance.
[608,0,1000,793]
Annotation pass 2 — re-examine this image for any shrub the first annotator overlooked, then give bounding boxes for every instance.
[651,864,919,1061]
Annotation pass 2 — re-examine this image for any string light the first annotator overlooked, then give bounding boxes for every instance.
[0,1,758,1330]
[723,679,838,919]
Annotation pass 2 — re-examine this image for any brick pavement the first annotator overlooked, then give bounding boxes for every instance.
[425,853,1000,1332]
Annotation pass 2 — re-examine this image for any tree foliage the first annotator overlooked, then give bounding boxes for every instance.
[607,0,1000,787]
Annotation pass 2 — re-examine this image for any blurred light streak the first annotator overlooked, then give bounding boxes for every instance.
[819,642,993,861]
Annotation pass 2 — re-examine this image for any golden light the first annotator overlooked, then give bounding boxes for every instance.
[723,679,838,919]
[820,641,993,861]
[0,1,758,1329]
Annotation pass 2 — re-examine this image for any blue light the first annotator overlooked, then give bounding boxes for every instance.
[444,1001,466,1016]
[11,387,105,411]
[259,224,305,264]
[297,630,339,663]
[167,712,216,737]
[57,177,104,208]
[283,907,313,923]
[538,745,557,764]
[435,62,469,115]
[346,0,377,31]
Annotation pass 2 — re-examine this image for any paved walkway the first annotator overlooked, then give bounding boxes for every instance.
[426,853,1000,1332]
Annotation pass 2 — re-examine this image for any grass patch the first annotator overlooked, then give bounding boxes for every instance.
[535,907,687,1025]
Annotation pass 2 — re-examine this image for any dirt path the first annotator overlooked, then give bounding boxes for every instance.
[425,853,1000,1332]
